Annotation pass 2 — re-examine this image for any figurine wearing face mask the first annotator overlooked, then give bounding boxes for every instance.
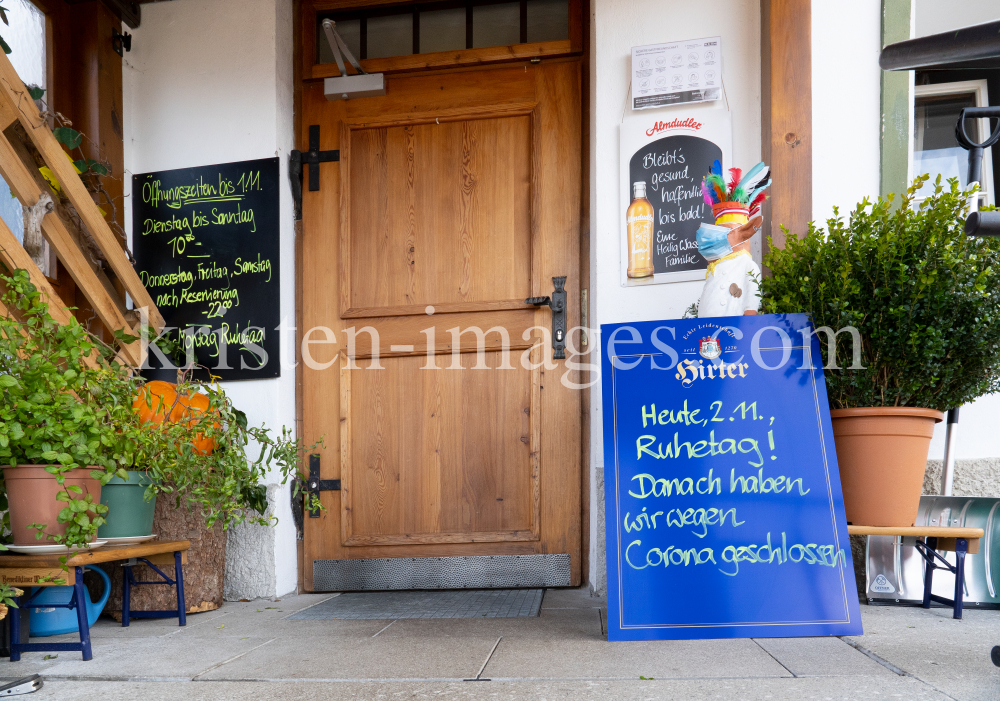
[696,161,770,318]
[696,215,762,317]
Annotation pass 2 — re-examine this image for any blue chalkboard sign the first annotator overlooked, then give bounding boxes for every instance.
[601,314,862,640]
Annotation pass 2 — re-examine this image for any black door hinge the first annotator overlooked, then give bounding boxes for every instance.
[290,124,339,220]
[302,454,340,518]
[112,28,132,57]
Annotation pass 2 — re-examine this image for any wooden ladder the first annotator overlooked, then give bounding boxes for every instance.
[0,49,163,367]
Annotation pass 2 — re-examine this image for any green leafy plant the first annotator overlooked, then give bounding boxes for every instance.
[761,175,1000,411]
[0,268,138,548]
[131,369,323,529]
[51,124,110,176]
[0,267,322,554]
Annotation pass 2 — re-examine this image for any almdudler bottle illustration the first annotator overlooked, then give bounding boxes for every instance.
[627,181,654,278]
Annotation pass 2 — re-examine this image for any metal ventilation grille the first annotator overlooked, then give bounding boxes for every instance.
[312,554,571,591]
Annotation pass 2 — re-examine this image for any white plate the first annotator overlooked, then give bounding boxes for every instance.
[5,540,108,554]
[101,535,157,546]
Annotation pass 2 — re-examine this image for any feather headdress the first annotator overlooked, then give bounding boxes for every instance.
[705,173,727,204]
[700,160,772,208]
[701,180,716,206]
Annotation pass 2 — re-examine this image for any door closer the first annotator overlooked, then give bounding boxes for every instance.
[321,18,385,101]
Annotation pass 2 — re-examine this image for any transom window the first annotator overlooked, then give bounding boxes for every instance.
[317,0,569,63]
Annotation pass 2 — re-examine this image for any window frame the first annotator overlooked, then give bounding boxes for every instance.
[913,78,994,207]
[302,0,582,81]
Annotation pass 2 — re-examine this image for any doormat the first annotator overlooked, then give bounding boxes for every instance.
[287,589,544,620]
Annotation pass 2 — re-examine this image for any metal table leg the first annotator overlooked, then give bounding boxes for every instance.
[174,551,186,627]
[922,536,936,609]
[8,593,22,662]
[72,566,92,660]
[122,564,132,627]
[953,538,968,620]
[119,553,186,626]
[9,569,92,661]
[916,536,969,620]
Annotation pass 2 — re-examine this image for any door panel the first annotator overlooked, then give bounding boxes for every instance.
[302,60,581,589]
[341,350,539,547]
[346,115,533,312]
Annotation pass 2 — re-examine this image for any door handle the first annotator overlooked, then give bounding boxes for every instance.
[526,276,567,359]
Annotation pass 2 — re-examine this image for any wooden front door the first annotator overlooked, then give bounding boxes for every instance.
[300,59,581,590]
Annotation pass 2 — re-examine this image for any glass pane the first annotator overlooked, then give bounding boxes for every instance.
[914,92,977,189]
[6,0,45,91]
[367,13,413,59]
[527,0,568,43]
[420,7,466,54]
[2,0,43,256]
[473,2,519,48]
[318,18,361,64]
[0,176,24,245]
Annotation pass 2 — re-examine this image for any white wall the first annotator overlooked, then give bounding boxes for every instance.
[914,0,999,37]
[589,0,761,592]
[123,0,298,598]
[811,0,881,225]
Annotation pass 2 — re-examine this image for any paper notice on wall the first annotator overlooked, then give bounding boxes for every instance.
[631,37,722,111]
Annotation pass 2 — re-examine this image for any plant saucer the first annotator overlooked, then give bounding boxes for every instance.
[101,535,157,547]
[5,540,109,554]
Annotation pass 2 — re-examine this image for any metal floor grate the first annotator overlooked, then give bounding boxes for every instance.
[287,589,545,620]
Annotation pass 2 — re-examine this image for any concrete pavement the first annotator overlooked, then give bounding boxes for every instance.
[0,588,996,700]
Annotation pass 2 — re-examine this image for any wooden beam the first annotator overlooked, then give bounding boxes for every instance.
[0,96,17,132]
[0,214,74,327]
[761,0,812,249]
[65,3,127,250]
[0,131,141,366]
[0,49,164,330]
[0,210,99,369]
[310,40,577,79]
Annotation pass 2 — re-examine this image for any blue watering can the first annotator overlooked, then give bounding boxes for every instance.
[28,566,110,637]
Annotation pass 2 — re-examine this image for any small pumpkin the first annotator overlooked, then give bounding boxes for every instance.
[132,381,219,455]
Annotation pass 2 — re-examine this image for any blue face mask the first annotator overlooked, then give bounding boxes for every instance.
[696,223,733,261]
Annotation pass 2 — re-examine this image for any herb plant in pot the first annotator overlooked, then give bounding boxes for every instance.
[761,177,1000,526]
[98,379,221,539]
[0,268,143,547]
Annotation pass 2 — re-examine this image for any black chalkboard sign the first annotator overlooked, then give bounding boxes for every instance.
[132,157,280,381]
[629,135,721,276]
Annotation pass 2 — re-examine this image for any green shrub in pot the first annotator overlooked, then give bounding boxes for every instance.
[760,176,1000,525]
[762,175,1000,409]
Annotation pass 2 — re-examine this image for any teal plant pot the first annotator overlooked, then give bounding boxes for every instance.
[97,470,156,538]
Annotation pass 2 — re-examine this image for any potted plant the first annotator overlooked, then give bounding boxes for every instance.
[98,379,217,540]
[0,267,141,548]
[0,266,321,549]
[761,176,1000,526]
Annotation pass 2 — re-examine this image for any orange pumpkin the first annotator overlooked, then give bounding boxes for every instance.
[132,381,219,455]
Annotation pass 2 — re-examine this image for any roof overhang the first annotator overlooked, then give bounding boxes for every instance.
[879,19,1000,72]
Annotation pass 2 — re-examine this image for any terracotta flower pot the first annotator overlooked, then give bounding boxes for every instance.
[2,466,103,545]
[830,408,943,527]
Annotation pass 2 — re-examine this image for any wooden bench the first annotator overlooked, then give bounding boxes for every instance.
[848,526,984,619]
[0,540,190,661]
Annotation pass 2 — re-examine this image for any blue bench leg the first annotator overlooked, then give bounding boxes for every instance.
[122,565,131,627]
[9,592,22,662]
[922,537,936,609]
[73,566,92,661]
[953,538,967,620]
[175,552,186,626]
